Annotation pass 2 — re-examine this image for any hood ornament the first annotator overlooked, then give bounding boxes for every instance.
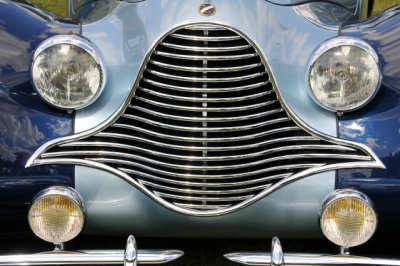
[199,3,216,16]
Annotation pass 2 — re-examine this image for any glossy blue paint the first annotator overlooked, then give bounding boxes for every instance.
[338,6,400,234]
[0,0,78,229]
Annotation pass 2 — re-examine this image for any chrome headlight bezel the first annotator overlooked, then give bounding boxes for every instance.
[30,34,107,110]
[307,36,382,112]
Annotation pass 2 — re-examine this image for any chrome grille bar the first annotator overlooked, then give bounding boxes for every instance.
[34,24,381,215]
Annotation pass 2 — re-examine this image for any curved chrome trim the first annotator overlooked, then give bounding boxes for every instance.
[134,96,276,112]
[154,191,253,202]
[27,23,385,217]
[174,203,231,210]
[121,114,289,132]
[30,35,107,110]
[147,69,264,82]
[143,78,269,92]
[65,135,319,152]
[160,42,251,51]
[29,186,86,244]
[150,60,261,72]
[138,87,269,102]
[123,170,292,188]
[319,189,378,248]
[110,124,300,142]
[154,50,257,60]
[129,105,281,122]
[306,36,382,112]
[140,180,270,195]
[171,33,241,41]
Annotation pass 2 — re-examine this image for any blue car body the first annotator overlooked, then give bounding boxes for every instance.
[1,0,400,263]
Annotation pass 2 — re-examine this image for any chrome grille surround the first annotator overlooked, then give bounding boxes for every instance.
[27,23,385,216]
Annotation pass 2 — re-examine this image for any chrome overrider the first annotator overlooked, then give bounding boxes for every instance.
[224,237,400,266]
[0,235,183,265]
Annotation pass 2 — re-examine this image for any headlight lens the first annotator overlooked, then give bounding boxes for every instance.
[320,189,377,248]
[308,37,381,112]
[31,35,106,109]
[28,186,86,244]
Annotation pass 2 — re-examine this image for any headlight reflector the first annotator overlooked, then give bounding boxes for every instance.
[320,189,377,248]
[31,35,106,109]
[28,186,85,244]
[308,37,381,112]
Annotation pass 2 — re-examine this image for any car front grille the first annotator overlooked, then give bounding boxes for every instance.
[38,24,376,215]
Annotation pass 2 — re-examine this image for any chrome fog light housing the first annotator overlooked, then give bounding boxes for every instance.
[31,35,106,109]
[320,189,377,249]
[28,186,86,245]
[308,37,381,112]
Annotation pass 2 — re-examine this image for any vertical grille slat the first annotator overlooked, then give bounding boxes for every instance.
[38,24,378,214]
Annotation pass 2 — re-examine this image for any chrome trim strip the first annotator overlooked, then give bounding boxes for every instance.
[147,69,264,82]
[271,237,284,266]
[0,250,183,265]
[42,145,366,164]
[110,124,300,142]
[92,133,317,152]
[129,105,281,122]
[154,50,257,60]
[174,203,231,210]
[117,161,320,174]
[134,96,276,112]
[154,191,253,202]
[121,114,289,132]
[143,78,269,92]
[170,33,241,41]
[160,42,251,51]
[224,252,400,265]
[150,60,261,72]
[137,87,270,102]
[139,179,271,195]
[27,23,385,217]
[184,25,224,30]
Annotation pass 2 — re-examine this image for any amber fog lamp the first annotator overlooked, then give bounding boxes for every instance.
[308,37,381,112]
[28,186,86,245]
[31,35,106,110]
[320,189,377,249]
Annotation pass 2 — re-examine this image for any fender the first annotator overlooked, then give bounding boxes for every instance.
[0,0,78,231]
[338,6,400,235]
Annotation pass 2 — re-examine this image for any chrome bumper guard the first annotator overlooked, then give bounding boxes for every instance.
[224,237,400,265]
[0,235,183,265]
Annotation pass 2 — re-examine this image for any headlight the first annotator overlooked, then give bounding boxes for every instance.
[308,37,381,112]
[28,186,86,245]
[320,189,377,249]
[31,35,106,109]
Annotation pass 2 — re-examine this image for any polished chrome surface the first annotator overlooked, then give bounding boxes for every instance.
[31,35,107,110]
[271,237,284,266]
[0,250,183,265]
[225,236,400,265]
[28,23,384,216]
[224,252,400,265]
[124,235,137,266]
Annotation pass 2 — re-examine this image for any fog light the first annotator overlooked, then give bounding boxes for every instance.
[320,189,377,249]
[28,186,85,245]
